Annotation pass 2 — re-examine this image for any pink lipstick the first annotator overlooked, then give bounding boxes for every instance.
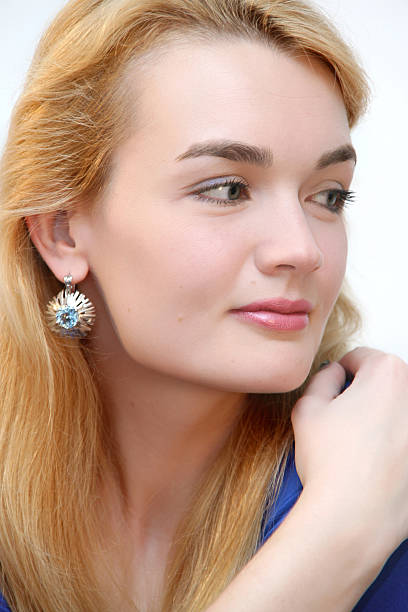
[230,298,312,331]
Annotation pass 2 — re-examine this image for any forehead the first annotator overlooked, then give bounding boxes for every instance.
[123,38,350,162]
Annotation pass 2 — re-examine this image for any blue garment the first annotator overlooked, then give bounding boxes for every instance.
[260,450,408,611]
[0,592,10,612]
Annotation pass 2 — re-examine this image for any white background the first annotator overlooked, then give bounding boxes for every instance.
[1,0,407,361]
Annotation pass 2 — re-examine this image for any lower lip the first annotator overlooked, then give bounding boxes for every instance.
[230,310,309,331]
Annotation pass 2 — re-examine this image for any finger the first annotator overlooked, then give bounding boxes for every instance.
[338,346,385,376]
[301,361,346,402]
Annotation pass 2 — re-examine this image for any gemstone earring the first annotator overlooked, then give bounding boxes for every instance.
[46,274,96,338]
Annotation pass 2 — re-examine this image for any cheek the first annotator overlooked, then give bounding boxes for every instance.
[89,208,239,336]
[88,211,245,377]
[320,222,348,308]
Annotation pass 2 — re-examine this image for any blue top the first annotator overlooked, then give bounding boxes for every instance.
[0,593,9,612]
[260,450,408,611]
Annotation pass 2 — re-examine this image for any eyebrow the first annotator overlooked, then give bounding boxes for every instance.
[175,139,356,169]
[316,144,357,169]
[175,139,273,168]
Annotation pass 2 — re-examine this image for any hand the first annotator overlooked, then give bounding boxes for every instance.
[291,347,408,559]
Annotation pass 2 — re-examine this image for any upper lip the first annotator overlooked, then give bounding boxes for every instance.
[231,298,313,314]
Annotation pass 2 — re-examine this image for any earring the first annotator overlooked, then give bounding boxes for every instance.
[46,274,96,338]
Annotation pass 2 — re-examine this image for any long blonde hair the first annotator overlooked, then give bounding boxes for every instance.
[0,1,369,610]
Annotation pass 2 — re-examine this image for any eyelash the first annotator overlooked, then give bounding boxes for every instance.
[192,178,250,207]
[191,178,355,214]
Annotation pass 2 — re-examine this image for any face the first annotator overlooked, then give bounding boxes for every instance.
[73,38,354,393]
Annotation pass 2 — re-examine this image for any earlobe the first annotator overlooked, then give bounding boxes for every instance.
[25,211,89,283]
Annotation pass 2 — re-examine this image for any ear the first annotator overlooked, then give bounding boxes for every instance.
[25,210,89,283]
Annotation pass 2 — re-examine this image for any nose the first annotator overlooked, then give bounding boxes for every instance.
[253,194,324,276]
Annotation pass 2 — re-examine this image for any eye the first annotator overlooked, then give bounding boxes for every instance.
[191,177,250,207]
[308,189,355,214]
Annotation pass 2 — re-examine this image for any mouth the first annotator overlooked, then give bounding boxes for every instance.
[229,297,312,331]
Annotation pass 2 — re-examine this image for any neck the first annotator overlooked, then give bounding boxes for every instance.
[87,320,246,534]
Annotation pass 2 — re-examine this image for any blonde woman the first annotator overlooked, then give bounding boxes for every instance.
[0,1,407,611]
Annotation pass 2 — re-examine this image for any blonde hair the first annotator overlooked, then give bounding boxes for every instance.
[0,1,369,610]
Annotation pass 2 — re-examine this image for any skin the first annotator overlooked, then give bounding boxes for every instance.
[28,38,361,610]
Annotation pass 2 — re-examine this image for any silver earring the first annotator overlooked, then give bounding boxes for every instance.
[46,274,96,338]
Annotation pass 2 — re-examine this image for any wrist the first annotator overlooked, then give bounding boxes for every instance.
[298,484,387,581]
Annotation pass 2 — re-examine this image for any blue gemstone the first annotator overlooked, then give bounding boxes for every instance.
[56,307,78,330]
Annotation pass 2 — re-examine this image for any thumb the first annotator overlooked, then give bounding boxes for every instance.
[291,362,346,434]
[291,362,347,486]
[298,361,347,404]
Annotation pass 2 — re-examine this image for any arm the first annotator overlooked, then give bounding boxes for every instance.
[208,347,408,611]
[207,487,384,612]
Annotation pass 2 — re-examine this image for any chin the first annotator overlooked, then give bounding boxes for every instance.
[217,365,312,395]
[253,377,309,395]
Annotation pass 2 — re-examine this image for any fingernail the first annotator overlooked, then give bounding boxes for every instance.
[318,360,331,371]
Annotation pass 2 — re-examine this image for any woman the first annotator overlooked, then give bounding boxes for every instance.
[0,0,407,610]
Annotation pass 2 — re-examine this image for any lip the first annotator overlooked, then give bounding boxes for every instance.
[229,297,312,332]
[230,298,313,314]
[230,310,309,331]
